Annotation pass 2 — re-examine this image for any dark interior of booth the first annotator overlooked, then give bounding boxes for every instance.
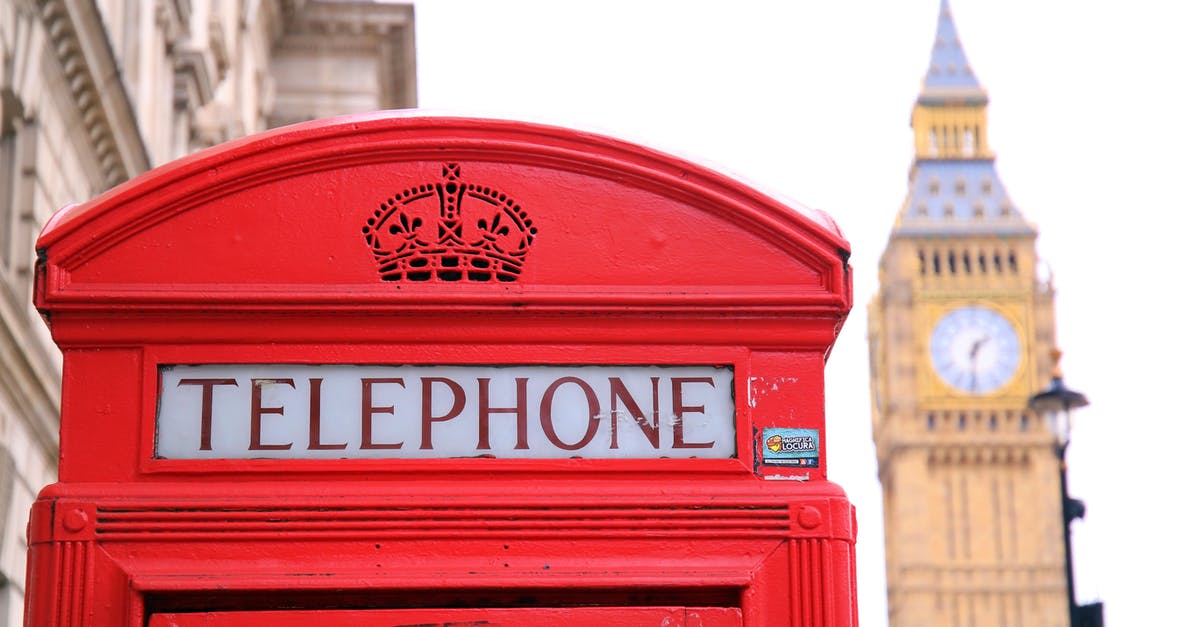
[143,586,742,614]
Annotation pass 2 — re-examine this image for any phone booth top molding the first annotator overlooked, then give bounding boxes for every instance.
[35,114,852,483]
[38,114,849,322]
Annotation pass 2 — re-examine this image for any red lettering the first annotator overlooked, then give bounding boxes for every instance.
[178,378,239,451]
[478,377,529,450]
[609,376,659,449]
[361,378,405,449]
[307,378,346,450]
[421,377,466,449]
[671,377,715,449]
[250,378,294,450]
[541,377,601,451]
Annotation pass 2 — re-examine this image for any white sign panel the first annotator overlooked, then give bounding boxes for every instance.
[157,365,735,459]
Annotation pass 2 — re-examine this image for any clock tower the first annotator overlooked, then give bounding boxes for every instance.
[868,2,1070,626]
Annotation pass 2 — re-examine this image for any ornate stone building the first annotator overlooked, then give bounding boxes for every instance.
[869,1,1067,625]
[0,1,415,621]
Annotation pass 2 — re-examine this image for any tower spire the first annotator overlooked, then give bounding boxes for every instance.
[890,0,1034,237]
[920,0,987,104]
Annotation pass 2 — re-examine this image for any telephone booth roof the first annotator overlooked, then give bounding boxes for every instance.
[36,114,851,322]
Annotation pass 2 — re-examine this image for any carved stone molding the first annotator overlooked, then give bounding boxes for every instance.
[36,0,150,186]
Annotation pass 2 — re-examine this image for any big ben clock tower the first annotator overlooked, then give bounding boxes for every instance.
[869,2,1070,626]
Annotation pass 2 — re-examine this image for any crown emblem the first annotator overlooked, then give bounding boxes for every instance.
[362,163,537,283]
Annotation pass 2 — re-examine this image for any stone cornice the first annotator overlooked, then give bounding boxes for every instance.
[37,0,151,186]
[293,1,413,33]
[281,1,417,109]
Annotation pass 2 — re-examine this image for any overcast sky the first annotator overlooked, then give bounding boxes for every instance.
[412,1,1200,624]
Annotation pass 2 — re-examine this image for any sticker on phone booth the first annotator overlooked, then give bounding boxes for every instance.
[762,427,819,467]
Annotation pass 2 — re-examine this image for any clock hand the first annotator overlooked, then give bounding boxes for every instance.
[968,336,988,391]
[969,336,989,360]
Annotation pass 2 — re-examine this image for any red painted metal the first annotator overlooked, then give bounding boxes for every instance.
[26,114,856,625]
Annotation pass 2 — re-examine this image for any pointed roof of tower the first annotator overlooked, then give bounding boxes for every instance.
[919,0,988,105]
[892,161,1033,237]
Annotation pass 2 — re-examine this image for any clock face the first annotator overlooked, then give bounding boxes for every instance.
[929,306,1021,394]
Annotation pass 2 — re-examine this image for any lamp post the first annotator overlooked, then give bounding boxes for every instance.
[1027,350,1104,627]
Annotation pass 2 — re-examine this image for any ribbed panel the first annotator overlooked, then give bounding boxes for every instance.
[793,537,830,627]
[54,541,92,627]
[96,505,791,540]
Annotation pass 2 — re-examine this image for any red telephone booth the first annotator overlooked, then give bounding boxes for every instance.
[26,115,856,626]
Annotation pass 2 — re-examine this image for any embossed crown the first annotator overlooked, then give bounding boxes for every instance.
[362,163,537,282]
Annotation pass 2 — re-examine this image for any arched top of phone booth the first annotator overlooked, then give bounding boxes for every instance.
[36,114,850,323]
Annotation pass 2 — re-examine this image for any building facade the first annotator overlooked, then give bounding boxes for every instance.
[868,2,1068,626]
[0,1,415,622]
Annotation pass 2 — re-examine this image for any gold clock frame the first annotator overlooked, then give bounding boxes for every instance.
[919,298,1031,405]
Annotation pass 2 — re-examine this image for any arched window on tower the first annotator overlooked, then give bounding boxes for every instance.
[963,128,975,157]
[928,129,939,156]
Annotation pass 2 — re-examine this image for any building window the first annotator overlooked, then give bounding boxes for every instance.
[963,128,975,157]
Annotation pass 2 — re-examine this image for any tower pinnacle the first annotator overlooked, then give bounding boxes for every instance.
[920,0,987,104]
[894,0,1034,237]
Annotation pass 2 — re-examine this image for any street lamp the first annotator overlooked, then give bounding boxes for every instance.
[1027,349,1104,627]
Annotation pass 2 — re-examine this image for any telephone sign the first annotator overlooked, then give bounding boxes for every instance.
[157,364,735,459]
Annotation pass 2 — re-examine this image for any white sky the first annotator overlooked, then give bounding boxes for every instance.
[413,1,1200,624]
